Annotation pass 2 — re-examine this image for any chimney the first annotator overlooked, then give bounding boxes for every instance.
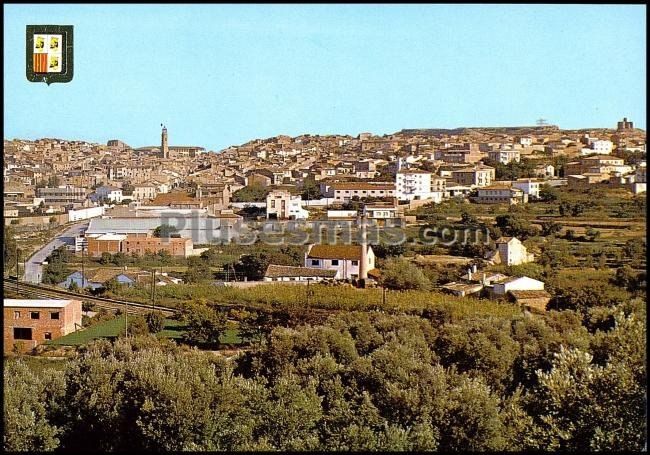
[482,273,487,285]
[472,264,477,273]
[359,214,369,280]
[467,267,472,281]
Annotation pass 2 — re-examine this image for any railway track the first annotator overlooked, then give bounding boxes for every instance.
[3,279,179,317]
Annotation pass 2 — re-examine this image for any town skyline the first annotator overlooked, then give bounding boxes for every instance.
[5,4,646,151]
[3,118,644,153]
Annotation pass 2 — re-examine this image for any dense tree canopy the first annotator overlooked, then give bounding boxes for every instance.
[232,184,271,202]
[379,258,431,291]
[4,298,645,452]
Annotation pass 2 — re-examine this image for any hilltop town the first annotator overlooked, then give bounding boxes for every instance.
[4,118,645,217]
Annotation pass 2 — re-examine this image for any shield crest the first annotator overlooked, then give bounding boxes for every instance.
[26,25,73,84]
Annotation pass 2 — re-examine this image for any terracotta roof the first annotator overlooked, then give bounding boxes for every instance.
[264,265,337,278]
[150,192,196,204]
[479,184,514,190]
[397,170,431,174]
[86,268,132,283]
[329,183,395,191]
[495,236,515,243]
[582,155,622,161]
[307,244,366,260]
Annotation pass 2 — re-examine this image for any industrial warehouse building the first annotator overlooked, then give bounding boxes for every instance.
[85,215,241,244]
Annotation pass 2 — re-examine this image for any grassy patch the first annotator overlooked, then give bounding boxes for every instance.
[46,316,245,346]
[47,315,127,346]
[155,319,187,339]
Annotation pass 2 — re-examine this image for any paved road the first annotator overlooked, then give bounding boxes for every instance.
[23,222,88,284]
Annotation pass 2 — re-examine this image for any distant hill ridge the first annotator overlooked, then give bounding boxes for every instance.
[399,126,561,136]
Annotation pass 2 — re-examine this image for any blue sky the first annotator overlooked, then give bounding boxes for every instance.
[4,4,646,151]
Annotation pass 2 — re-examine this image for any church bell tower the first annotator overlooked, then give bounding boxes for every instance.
[161,124,169,159]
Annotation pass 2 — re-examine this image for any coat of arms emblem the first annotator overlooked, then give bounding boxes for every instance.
[26,25,73,84]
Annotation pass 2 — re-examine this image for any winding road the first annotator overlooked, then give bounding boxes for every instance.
[23,222,88,284]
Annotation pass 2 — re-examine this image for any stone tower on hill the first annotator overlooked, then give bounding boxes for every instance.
[161,124,169,159]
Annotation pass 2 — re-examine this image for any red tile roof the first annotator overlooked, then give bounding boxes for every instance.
[307,244,365,260]
[329,183,395,191]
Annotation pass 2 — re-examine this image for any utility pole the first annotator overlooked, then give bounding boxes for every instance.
[150,269,156,312]
[124,300,128,338]
[15,243,19,292]
[382,286,387,306]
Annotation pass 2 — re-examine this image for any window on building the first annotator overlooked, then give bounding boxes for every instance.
[51,312,60,320]
[14,311,20,319]
[13,328,32,340]
[310,259,320,266]
[352,260,359,266]
[44,332,52,340]
[331,260,339,266]
[30,312,40,320]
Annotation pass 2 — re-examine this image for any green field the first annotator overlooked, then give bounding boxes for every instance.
[47,315,127,345]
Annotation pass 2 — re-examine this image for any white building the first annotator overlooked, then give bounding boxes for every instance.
[67,206,105,222]
[321,182,396,201]
[485,237,535,266]
[518,136,534,147]
[581,140,613,156]
[266,190,309,220]
[492,276,545,295]
[263,264,337,282]
[362,202,403,222]
[512,178,542,199]
[476,185,527,204]
[132,185,157,201]
[305,244,375,280]
[592,140,613,154]
[95,185,123,203]
[488,149,521,164]
[396,170,445,202]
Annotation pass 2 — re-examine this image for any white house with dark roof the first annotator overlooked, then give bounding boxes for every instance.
[305,244,375,280]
